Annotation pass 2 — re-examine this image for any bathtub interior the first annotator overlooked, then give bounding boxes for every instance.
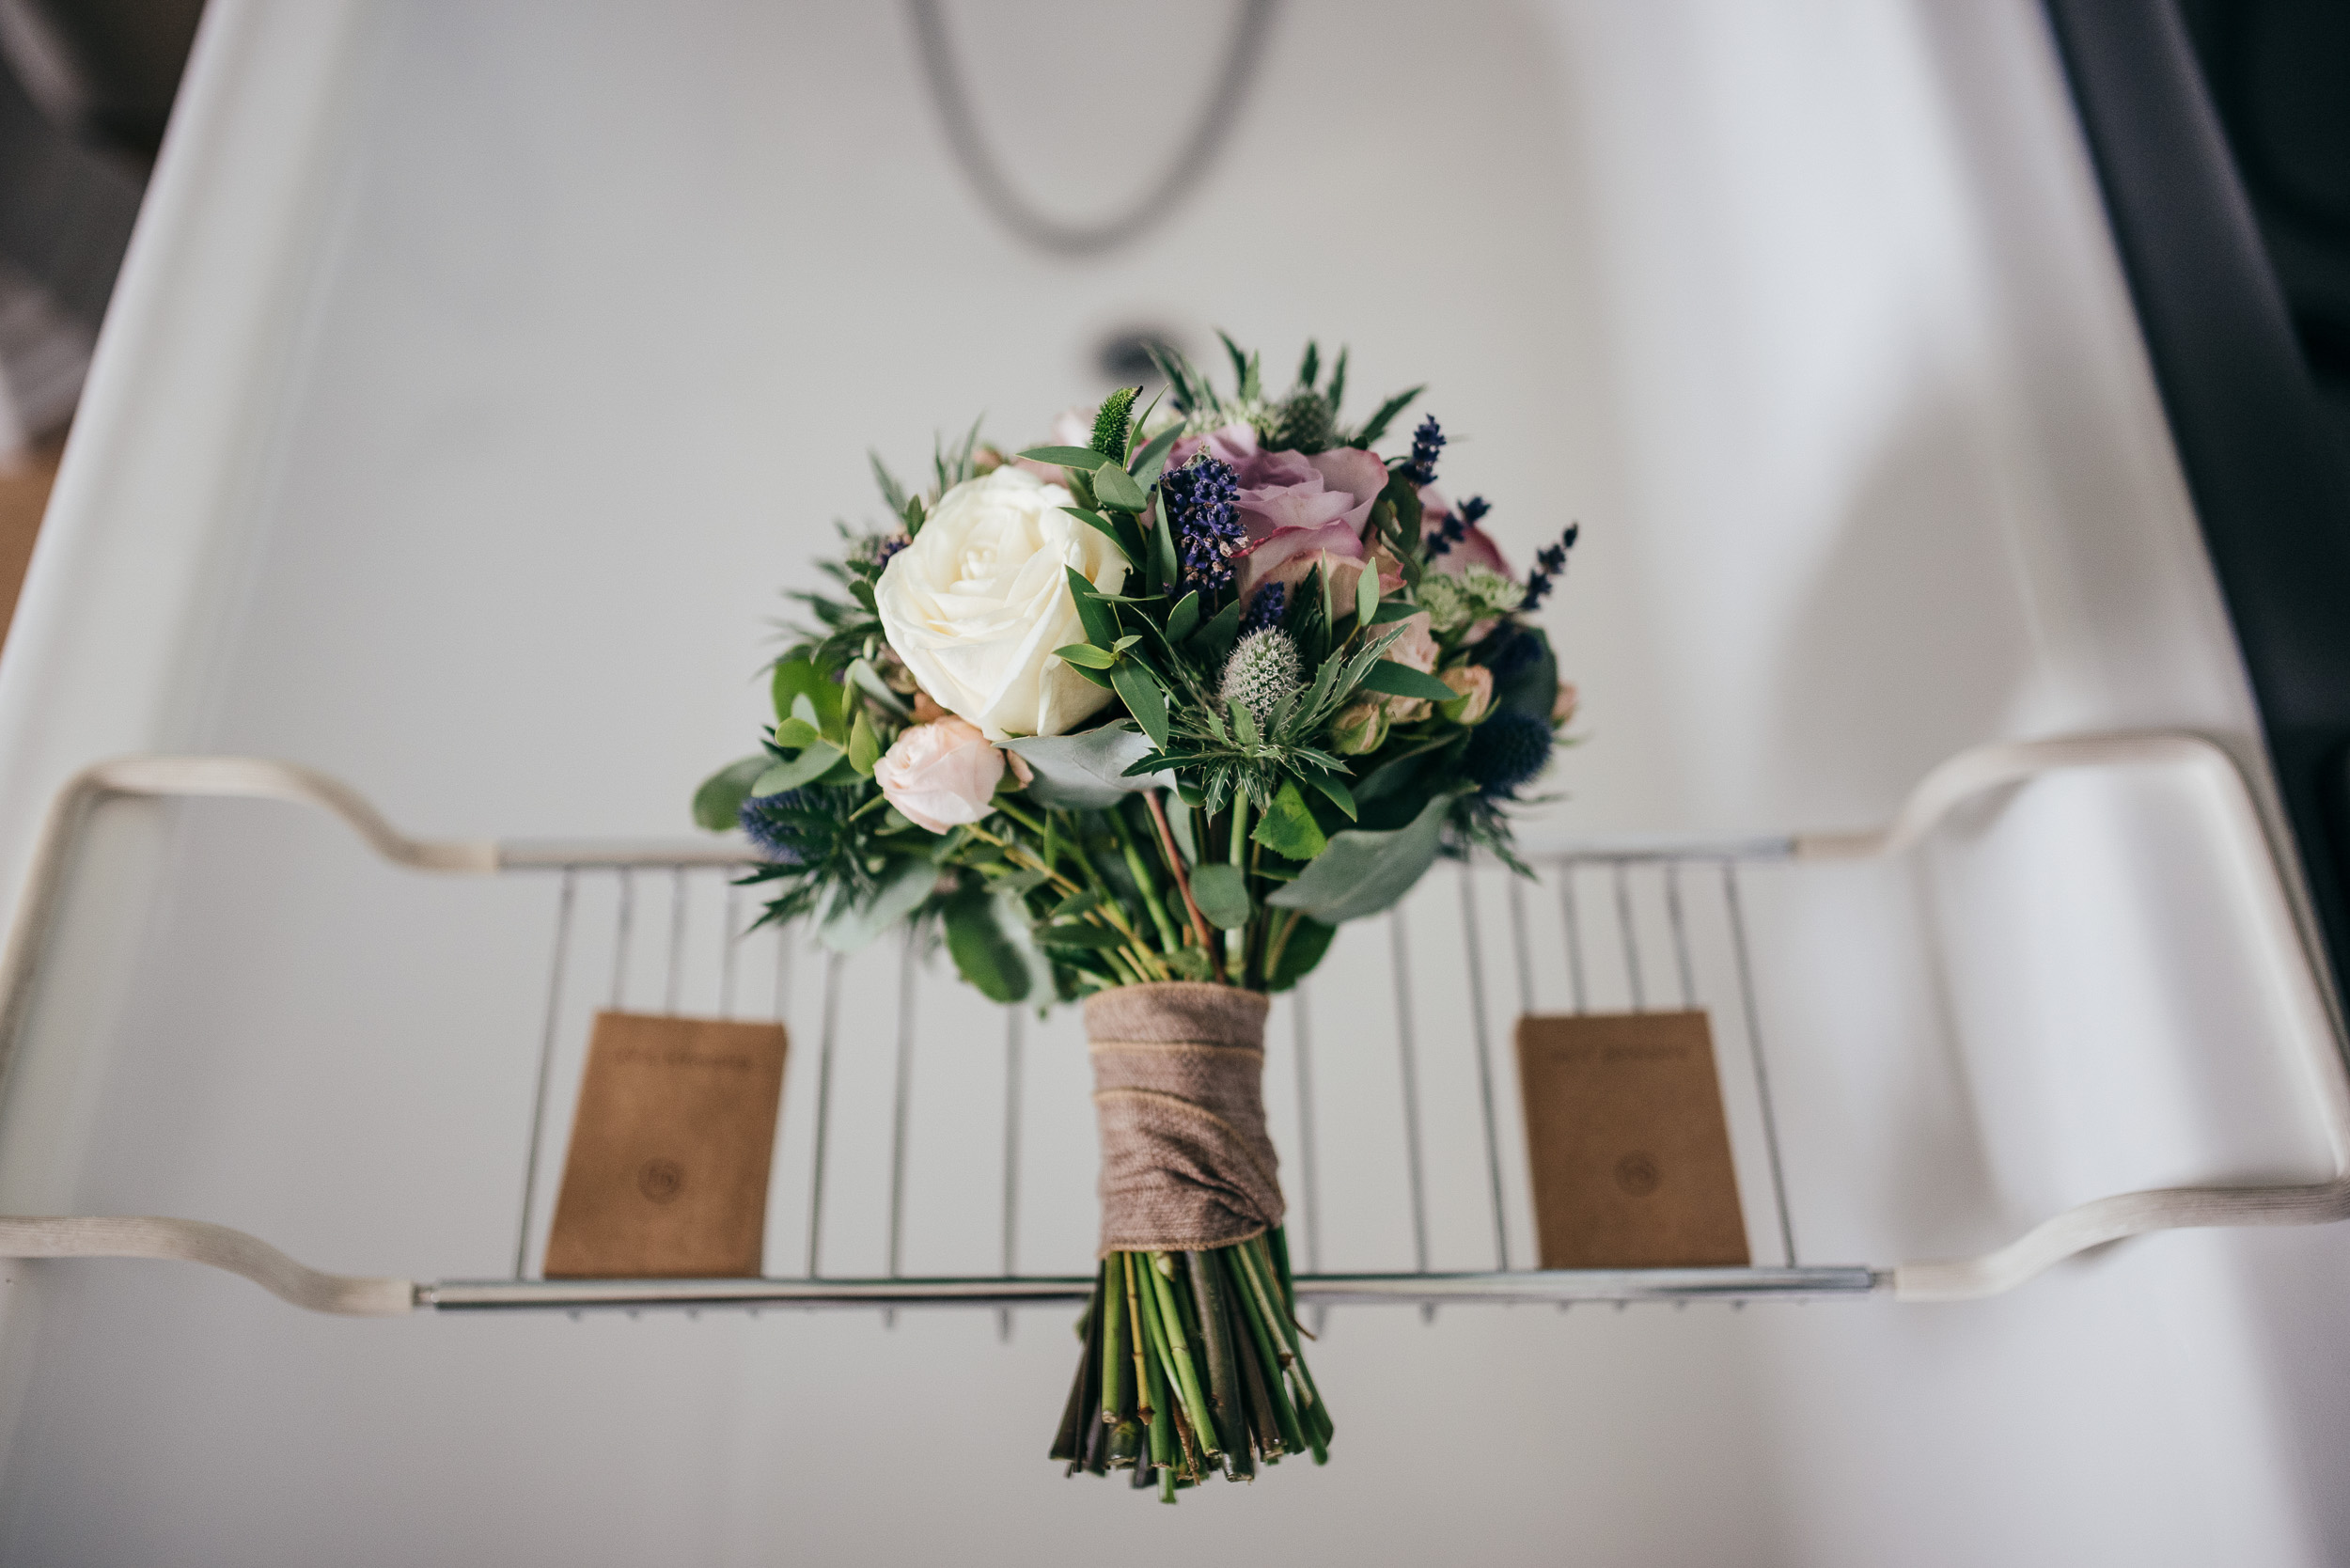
[0,3,2343,1565]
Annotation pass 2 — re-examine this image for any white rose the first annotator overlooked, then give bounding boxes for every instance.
[874,466,1127,741]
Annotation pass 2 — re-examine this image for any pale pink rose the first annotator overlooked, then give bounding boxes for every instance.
[1382,612,1440,721]
[873,717,1006,834]
[1387,612,1438,672]
[1553,682,1579,726]
[1418,487,1512,577]
[1012,406,1099,481]
[1441,665,1495,724]
[1173,423,1400,604]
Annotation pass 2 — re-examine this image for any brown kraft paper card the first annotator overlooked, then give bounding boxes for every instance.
[1515,1011,1749,1269]
[543,1011,788,1278]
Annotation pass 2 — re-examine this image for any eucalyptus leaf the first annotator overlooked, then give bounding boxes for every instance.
[1355,561,1380,628]
[944,886,1031,1003]
[773,716,822,750]
[1370,600,1424,624]
[1167,590,1202,644]
[847,658,912,718]
[1130,424,1183,488]
[1301,771,1358,821]
[1266,793,1453,925]
[692,755,770,832]
[1022,445,1109,470]
[1191,598,1243,666]
[1187,862,1253,930]
[772,658,842,732]
[1091,461,1149,512]
[753,742,843,796]
[1065,565,1119,647]
[1053,642,1118,670]
[1166,795,1199,862]
[1268,914,1337,992]
[1111,662,1170,750]
[1005,721,1172,808]
[819,855,940,953]
[1149,492,1179,594]
[1062,506,1137,566]
[1360,660,1457,703]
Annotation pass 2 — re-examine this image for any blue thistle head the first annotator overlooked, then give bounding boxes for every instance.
[1402,415,1446,486]
[1476,624,1542,681]
[1239,583,1286,635]
[1465,710,1553,797]
[740,791,818,864]
[1163,455,1245,596]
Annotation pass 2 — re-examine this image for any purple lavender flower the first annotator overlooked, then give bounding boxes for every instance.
[1162,454,1245,596]
[1402,415,1446,486]
[1520,523,1581,610]
[1239,582,1287,635]
[1428,494,1488,558]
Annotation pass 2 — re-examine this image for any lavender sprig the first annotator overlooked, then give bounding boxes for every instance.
[1520,523,1580,610]
[1400,415,1445,486]
[1163,455,1244,597]
[1238,583,1286,635]
[1426,494,1488,558]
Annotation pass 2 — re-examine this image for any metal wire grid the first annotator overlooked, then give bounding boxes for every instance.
[490,838,1835,1310]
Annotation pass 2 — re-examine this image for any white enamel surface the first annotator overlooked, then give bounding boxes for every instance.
[0,1,2346,1563]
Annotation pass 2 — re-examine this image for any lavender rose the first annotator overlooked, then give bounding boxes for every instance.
[1419,487,1512,577]
[1171,423,1398,604]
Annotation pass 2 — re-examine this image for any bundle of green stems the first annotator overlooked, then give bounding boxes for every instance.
[1050,1227,1330,1502]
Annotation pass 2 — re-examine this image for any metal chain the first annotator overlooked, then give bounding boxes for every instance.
[905,0,1278,259]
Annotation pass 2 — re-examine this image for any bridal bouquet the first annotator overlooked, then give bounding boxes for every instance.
[695,337,1576,1500]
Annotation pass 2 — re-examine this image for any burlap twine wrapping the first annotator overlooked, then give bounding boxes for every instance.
[1085,982,1282,1256]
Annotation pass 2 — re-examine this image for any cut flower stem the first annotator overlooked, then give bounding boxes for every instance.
[1058,1232,1327,1500]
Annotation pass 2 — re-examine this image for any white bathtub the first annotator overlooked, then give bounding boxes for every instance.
[0,2,2343,1562]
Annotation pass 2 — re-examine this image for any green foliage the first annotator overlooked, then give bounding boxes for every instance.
[819,855,939,953]
[1005,723,1167,808]
[1251,781,1328,860]
[693,756,769,832]
[1091,461,1149,513]
[1021,445,1108,470]
[1266,794,1454,925]
[1090,387,1138,461]
[1359,660,1455,703]
[1348,384,1425,449]
[944,885,1031,1002]
[1267,915,1336,992]
[1188,863,1252,930]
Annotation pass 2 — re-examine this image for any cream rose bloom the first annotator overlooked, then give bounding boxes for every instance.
[874,467,1127,741]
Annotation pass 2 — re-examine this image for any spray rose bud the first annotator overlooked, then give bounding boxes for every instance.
[1440,664,1495,725]
[1553,681,1579,726]
[1330,698,1389,756]
[873,716,1006,834]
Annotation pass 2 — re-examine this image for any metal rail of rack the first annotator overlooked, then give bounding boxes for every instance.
[0,732,2341,1318]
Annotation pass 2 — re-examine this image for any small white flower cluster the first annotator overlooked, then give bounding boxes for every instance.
[1415,566,1522,635]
